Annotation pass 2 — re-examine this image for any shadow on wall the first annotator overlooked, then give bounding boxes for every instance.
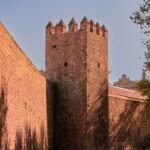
[0,78,8,150]
[109,99,150,149]
[2,122,47,150]
[46,80,53,150]
[14,125,47,150]
[0,77,48,150]
[87,80,109,150]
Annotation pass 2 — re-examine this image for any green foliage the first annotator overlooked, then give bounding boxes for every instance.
[131,0,150,103]
[130,0,150,26]
[130,0,150,49]
[137,79,150,98]
[134,134,150,149]
[131,100,140,106]
[137,79,150,107]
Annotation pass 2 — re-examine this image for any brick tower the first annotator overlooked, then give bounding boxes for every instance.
[46,17,108,150]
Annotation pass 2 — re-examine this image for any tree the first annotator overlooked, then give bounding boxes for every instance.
[131,0,150,104]
[130,0,150,47]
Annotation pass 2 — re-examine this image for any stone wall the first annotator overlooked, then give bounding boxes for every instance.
[46,23,87,150]
[46,80,54,150]
[109,86,150,149]
[46,17,108,150]
[1,18,149,150]
[87,29,108,149]
[0,23,48,149]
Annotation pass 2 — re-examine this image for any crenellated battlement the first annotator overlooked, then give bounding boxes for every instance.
[46,17,108,37]
[46,16,109,150]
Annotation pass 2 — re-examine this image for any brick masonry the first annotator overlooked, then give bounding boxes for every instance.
[46,17,108,150]
[109,86,150,149]
[46,24,89,150]
[86,28,108,149]
[0,17,150,150]
[0,23,48,149]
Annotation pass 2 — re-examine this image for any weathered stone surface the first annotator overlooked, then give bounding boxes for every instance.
[46,18,108,150]
[46,31,88,150]
[0,17,150,150]
[0,23,48,149]
[87,31,108,150]
[109,86,150,149]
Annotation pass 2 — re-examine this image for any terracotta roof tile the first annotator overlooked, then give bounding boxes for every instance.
[109,85,146,100]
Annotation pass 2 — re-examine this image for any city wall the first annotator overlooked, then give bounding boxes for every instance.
[0,23,48,149]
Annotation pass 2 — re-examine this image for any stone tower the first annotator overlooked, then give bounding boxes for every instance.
[46,17,108,150]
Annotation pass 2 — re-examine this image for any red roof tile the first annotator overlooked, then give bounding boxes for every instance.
[109,85,146,100]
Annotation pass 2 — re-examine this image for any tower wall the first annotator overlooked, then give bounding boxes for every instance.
[87,30,108,149]
[46,31,87,149]
[46,18,108,150]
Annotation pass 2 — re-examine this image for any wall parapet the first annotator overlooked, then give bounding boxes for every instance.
[46,17,108,37]
[0,22,39,73]
[0,22,48,149]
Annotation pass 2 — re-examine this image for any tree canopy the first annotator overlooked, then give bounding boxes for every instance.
[130,0,150,103]
[131,0,150,48]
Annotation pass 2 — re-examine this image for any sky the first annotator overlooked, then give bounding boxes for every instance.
[0,0,146,83]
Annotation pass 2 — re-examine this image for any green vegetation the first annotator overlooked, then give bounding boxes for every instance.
[131,0,150,104]
[134,134,150,149]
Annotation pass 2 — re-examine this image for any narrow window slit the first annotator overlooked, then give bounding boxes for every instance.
[64,116,68,121]
[52,45,57,48]
[64,62,68,67]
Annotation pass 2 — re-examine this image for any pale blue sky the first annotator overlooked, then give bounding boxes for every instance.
[0,0,145,83]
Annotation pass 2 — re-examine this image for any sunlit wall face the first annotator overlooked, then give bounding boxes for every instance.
[0,0,145,83]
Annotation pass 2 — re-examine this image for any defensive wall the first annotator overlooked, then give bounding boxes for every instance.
[0,23,48,150]
[109,85,150,149]
[0,18,150,150]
